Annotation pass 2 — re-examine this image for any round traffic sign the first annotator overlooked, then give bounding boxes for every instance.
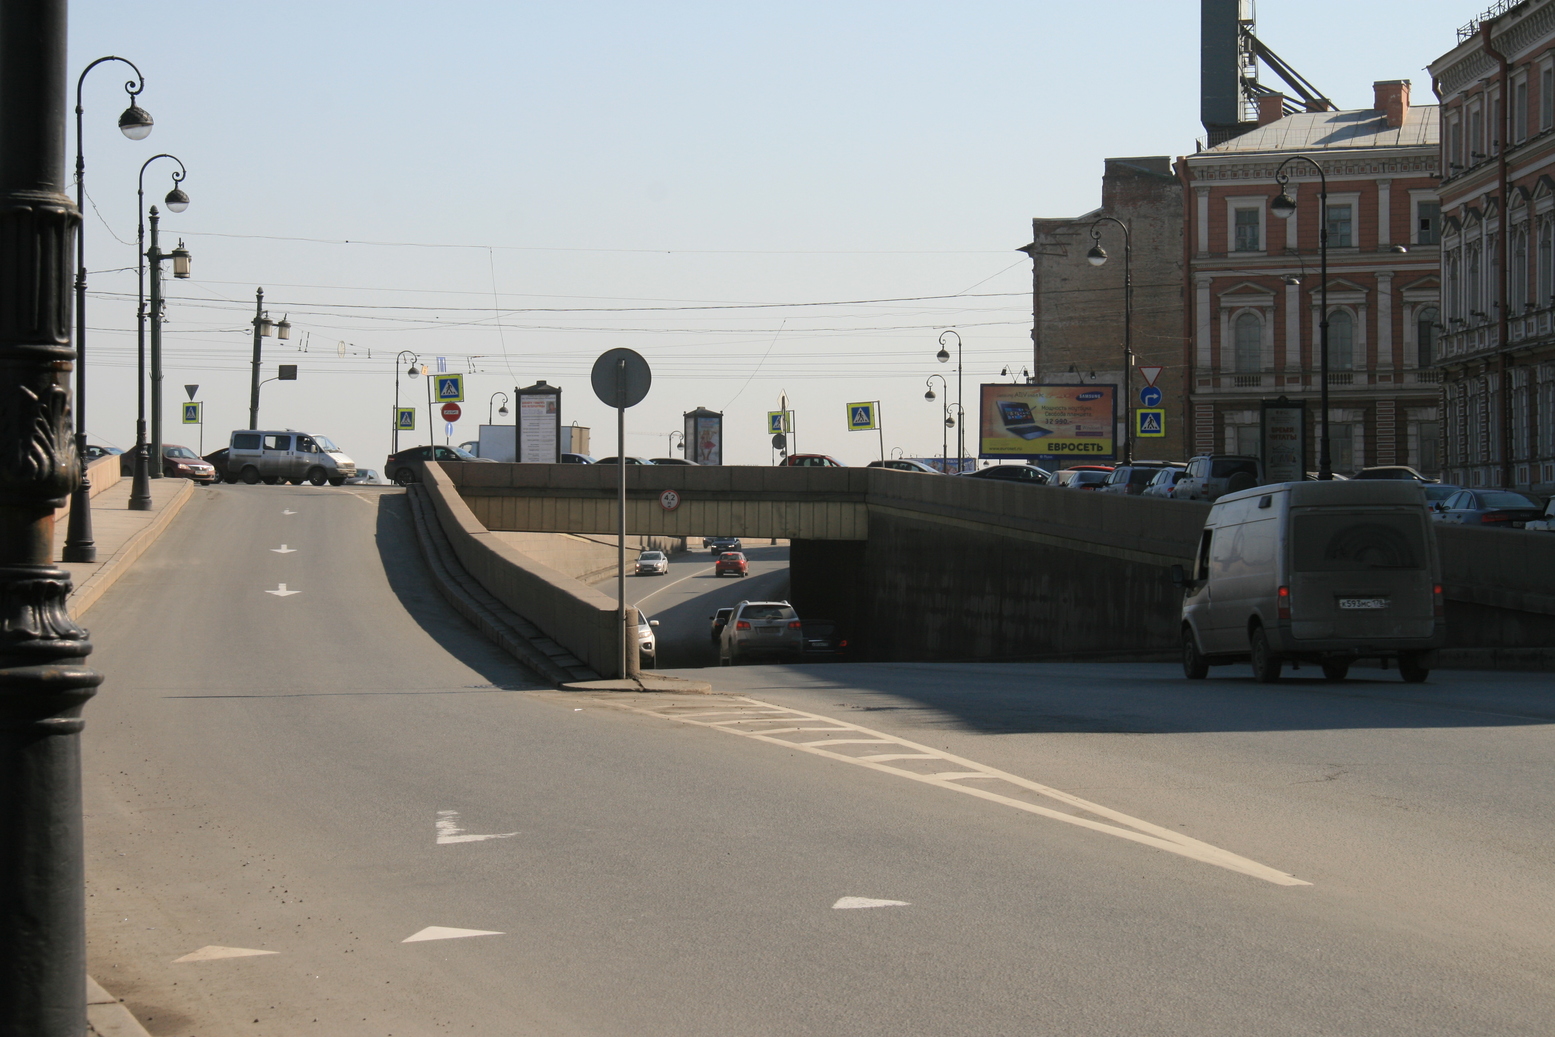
[659,489,681,511]
[441,402,462,422]
[590,348,652,409]
[1139,386,1163,408]
[771,433,787,450]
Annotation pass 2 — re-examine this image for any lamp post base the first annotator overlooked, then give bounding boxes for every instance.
[128,423,153,511]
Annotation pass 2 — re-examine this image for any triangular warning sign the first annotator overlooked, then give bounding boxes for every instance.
[1138,365,1163,387]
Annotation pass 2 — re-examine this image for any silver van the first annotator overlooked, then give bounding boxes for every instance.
[226,430,357,486]
[1174,481,1444,683]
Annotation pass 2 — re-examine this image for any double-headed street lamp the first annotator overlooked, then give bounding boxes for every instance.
[65,56,152,559]
[247,291,291,429]
[935,330,963,470]
[924,374,950,467]
[131,154,189,508]
[393,351,421,453]
[1085,216,1133,465]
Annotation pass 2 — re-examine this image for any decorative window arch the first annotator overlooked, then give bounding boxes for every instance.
[1233,311,1262,373]
[1328,309,1356,369]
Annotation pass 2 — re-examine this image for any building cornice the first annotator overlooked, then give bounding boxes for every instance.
[1185,155,1440,182]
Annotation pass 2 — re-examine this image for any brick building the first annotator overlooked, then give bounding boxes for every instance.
[1022,157,1186,459]
[1428,0,1555,493]
[1178,83,1443,475]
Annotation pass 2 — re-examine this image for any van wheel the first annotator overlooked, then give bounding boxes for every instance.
[393,467,417,486]
[307,467,328,486]
[240,466,261,485]
[1182,627,1209,679]
[1250,626,1282,683]
[1321,660,1350,681]
[1398,652,1430,683]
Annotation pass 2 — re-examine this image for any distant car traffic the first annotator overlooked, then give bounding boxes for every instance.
[1430,488,1545,526]
[203,448,230,481]
[383,444,486,485]
[345,469,384,485]
[719,600,803,664]
[1101,462,1183,496]
[1352,465,1434,481]
[82,444,122,462]
[161,444,217,484]
[960,464,1051,484]
[560,453,595,464]
[714,551,749,577]
[1421,484,1461,507]
[800,619,848,657]
[1141,467,1188,499]
[635,549,669,575]
[866,459,940,474]
[780,454,845,467]
[705,536,742,554]
[1173,455,1261,502]
[649,457,699,466]
[709,607,733,644]
[636,614,660,667]
[1525,498,1555,531]
[594,456,654,465]
[1058,469,1111,490]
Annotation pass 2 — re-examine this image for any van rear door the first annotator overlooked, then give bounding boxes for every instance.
[1287,508,1435,641]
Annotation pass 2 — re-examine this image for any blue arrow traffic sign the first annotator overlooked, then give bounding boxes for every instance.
[1139,386,1162,408]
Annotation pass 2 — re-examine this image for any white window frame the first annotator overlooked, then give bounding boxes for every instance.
[1410,191,1441,245]
[1322,192,1362,250]
[1225,196,1267,255]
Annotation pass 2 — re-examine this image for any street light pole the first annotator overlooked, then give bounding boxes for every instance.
[1086,216,1133,465]
[248,289,274,429]
[1272,155,1331,479]
[132,153,186,502]
[936,330,963,471]
[64,56,151,562]
[924,375,949,469]
[146,205,190,475]
[668,429,684,456]
[393,351,420,453]
[0,3,107,1031]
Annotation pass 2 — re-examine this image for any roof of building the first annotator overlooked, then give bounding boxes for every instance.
[1205,104,1439,155]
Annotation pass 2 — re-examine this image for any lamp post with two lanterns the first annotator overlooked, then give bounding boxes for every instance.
[934,330,963,470]
[246,290,291,429]
[130,154,189,507]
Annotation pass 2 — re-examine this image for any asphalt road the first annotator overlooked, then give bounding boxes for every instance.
[618,541,792,668]
[80,484,1555,1036]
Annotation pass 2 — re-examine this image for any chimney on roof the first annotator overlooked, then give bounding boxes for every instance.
[1256,93,1286,126]
[1374,79,1411,128]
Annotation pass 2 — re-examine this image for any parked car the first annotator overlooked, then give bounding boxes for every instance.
[1421,484,1461,507]
[594,456,654,465]
[1059,469,1111,490]
[1174,480,1444,684]
[1142,467,1188,499]
[780,454,845,467]
[719,600,803,665]
[649,457,699,466]
[1352,465,1434,481]
[1430,488,1546,527]
[715,551,749,577]
[960,464,1051,484]
[706,536,742,554]
[345,469,384,485]
[866,459,941,474]
[83,444,122,462]
[635,549,669,575]
[709,607,733,644]
[800,619,849,657]
[1173,455,1262,502]
[1100,462,1182,495]
[457,440,481,457]
[561,453,595,464]
[203,447,231,482]
[637,613,660,667]
[383,444,483,485]
[231,429,357,486]
[161,444,217,484]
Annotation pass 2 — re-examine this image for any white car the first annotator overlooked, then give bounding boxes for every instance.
[1524,499,1555,531]
[635,550,669,575]
[637,614,660,666]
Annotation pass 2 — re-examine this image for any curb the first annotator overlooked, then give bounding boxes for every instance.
[565,674,714,694]
[88,975,151,1037]
[68,478,194,619]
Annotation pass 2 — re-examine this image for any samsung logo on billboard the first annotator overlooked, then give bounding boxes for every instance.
[1075,390,1104,401]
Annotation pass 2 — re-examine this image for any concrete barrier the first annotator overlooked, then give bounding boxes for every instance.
[418,461,640,679]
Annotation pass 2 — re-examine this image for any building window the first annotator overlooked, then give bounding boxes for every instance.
[1541,220,1554,307]
[1446,251,1460,320]
[1326,203,1353,247]
[1417,201,1440,245]
[1330,423,1358,473]
[1233,312,1262,373]
[1234,208,1260,252]
[1470,106,1484,158]
[1512,225,1529,313]
[1450,117,1463,168]
[1328,310,1355,369]
[1468,243,1482,315]
[1417,307,1439,367]
[1515,79,1529,142]
[1544,66,1554,130]
[1416,420,1441,472]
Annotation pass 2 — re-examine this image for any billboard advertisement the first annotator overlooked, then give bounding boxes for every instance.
[978,383,1116,462]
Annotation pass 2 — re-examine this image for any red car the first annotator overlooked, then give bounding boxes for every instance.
[714,551,749,577]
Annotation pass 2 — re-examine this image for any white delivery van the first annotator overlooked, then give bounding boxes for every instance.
[1174,480,1444,683]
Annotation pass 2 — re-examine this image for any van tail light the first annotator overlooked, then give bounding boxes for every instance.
[735,620,751,630]
[788,621,802,629]
[1276,585,1291,621]
[1433,583,1444,618]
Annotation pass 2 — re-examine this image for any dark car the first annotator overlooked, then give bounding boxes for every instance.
[960,464,1051,484]
[1422,483,1461,507]
[714,551,749,577]
[649,457,699,466]
[709,607,733,644]
[561,453,595,464]
[1173,455,1261,502]
[706,536,742,555]
[780,454,845,467]
[1430,488,1546,527]
[162,444,217,483]
[594,456,654,465]
[800,619,848,657]
[384,444,483,485]
[866,459,940,474]
[203,447,231,482]
[1058,469,1111,490]
[1101,462,1183,495]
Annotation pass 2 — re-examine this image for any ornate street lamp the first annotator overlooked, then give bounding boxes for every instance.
[131,154,188,506]
[1085,216,1133,465]
[935,330,963,470]
[489,391,509,424]
[65,55,151,560]
[1272,155,1332,479]
[924,374,950,468]
[393,350,420,453]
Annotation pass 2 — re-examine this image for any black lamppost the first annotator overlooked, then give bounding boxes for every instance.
[488,391,509,424]
[393,350,420,453]
[935,330,963,470]
[945,401,965,467]
[146,206,190,476]
[64,56,152,561]
[1,3,107,1031]
[924,374,949,468]
[1086,216,1133,465]
[131,153,187,505]
[668,429,684,456]
[247,291,291,429]
[1272,156,1331,479]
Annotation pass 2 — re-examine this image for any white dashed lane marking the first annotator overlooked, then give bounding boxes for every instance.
[621,697,1311,887]
[173,945,278,963]
[402,927,504,943]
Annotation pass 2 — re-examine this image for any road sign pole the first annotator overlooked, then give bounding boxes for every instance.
[616,359,627,681]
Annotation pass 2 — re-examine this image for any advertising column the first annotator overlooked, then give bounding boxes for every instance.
[515,380,562,463]
[1261,397,1308,483]
[683,406,723,465]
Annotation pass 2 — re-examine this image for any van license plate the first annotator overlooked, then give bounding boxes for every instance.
[1339,598,1390,610]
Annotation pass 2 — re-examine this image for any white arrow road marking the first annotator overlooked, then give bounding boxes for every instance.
[282,509,296,515]
[265,584,300,597]
[270,545,296,554]
[173,945,278,963]
[626,697,1311,887]
[833,897,909,910]
[402,926,504,943]
[436,810,517,844]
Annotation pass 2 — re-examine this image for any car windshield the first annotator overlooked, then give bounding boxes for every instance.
[1292,511,1428,572]
[1479,491,1541,508]
[639,552,663,560]
[164,446,198,459]
[314,436,341,452]
[740,606,796,622]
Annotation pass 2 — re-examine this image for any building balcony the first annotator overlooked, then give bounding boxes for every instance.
[1192,369,1443,394]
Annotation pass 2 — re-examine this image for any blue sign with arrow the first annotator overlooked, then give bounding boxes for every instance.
[1139,386,1162,408]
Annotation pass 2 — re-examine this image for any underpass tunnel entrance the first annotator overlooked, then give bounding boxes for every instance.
[789,538,869,658]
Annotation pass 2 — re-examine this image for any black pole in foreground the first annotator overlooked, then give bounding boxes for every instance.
[0,1,107,1033]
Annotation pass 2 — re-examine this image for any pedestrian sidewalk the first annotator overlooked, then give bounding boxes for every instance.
[55,476,194,619]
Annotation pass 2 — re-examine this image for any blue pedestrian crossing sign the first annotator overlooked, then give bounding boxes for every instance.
[846,401,878,431]
[768,410,790,434]
[1136,408,1166,437]
[435,373,465,402]
[181,402,201,424]
[395,406,416,431]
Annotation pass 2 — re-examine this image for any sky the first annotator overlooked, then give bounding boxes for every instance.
[68,0,1483,469]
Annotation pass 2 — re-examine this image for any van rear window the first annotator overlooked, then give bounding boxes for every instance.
[232,433,261,450]
[1292,513,1427,572]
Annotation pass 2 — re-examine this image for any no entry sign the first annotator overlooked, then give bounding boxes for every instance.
[440,402,462,422]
